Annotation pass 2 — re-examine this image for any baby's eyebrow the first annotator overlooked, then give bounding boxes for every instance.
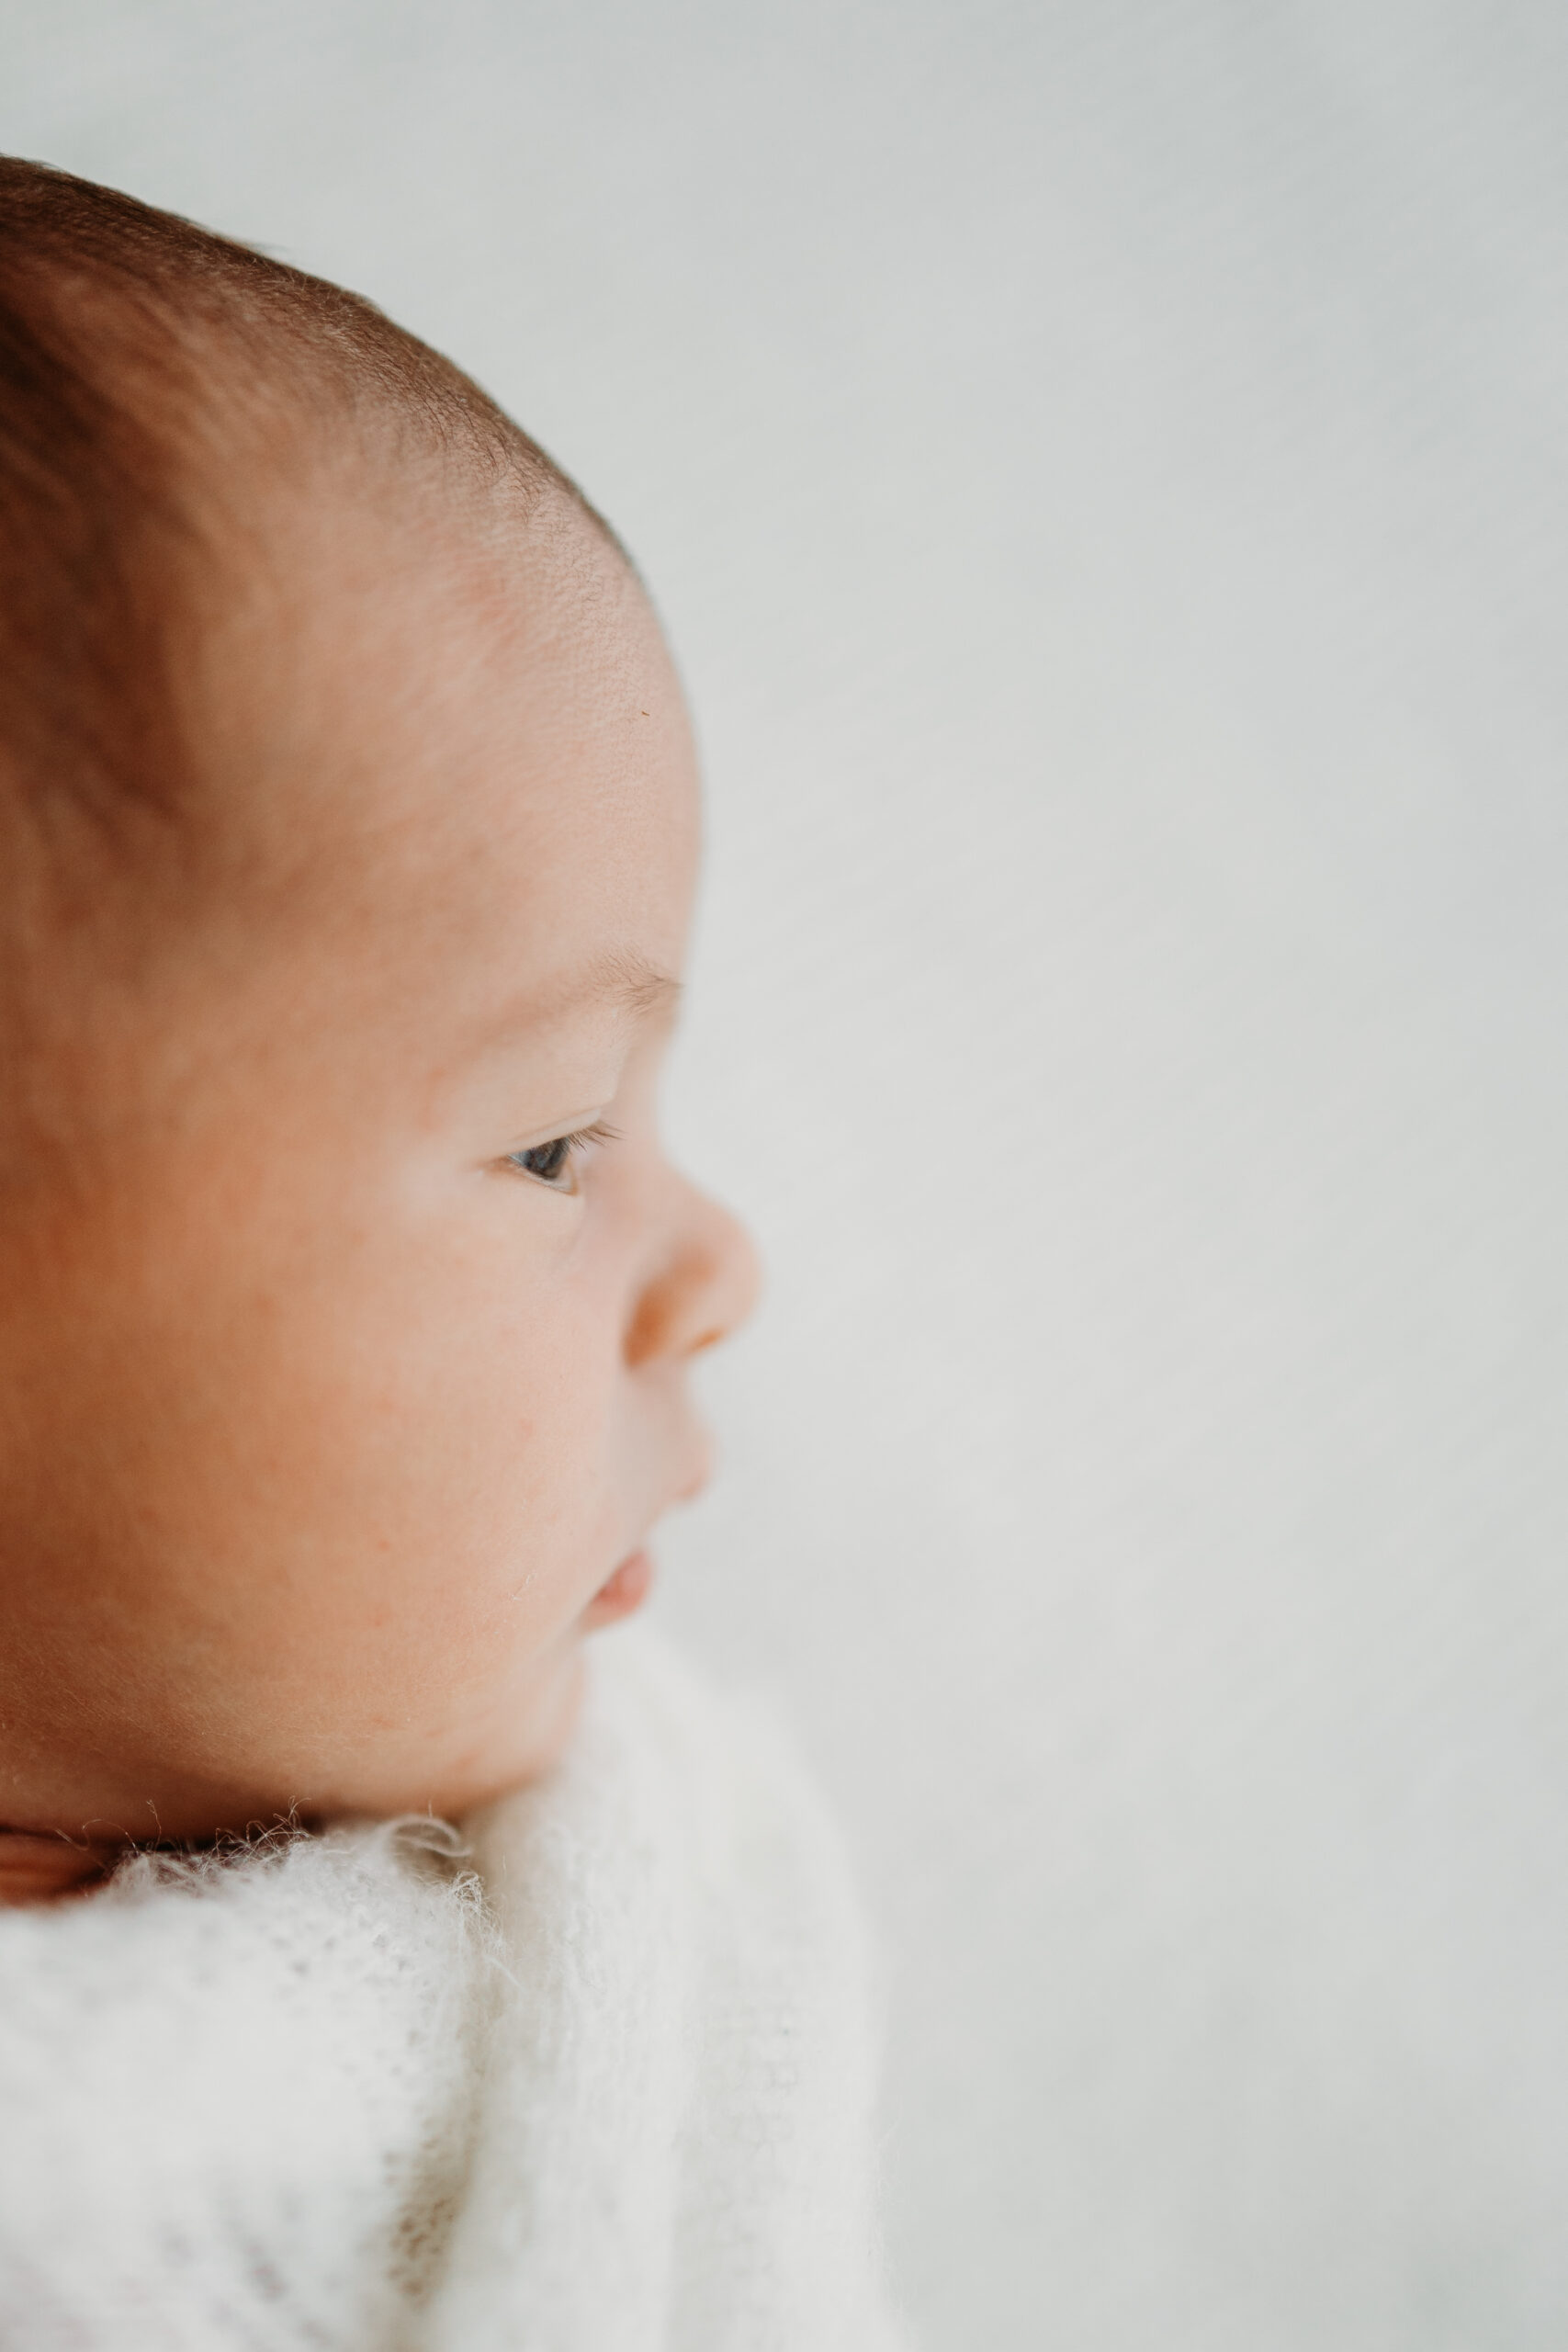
[584,952,682,1021]
[502,951,682,1033]
[469,952,682,1062]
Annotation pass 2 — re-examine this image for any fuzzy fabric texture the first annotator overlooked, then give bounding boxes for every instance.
[0,1627,905,2349]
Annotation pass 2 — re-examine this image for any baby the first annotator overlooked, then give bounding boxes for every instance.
[0,159,900,2346]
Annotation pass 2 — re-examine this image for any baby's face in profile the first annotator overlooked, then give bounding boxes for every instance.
[0,472,757,1865]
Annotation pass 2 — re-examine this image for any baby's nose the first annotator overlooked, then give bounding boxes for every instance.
[625,1182,761,1368]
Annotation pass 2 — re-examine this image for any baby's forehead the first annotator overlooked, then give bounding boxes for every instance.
[1,157,624,850]
[209,471,654,818]
[190,473,685,919]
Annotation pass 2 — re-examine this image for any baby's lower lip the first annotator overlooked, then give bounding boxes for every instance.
[587,1547,654,1625]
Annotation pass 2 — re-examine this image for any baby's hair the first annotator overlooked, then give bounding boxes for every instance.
[0,155,602,843]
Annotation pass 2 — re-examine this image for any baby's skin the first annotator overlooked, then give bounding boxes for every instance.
[0,448,758,1898]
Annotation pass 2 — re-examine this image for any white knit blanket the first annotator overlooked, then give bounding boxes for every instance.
[0,1628,905,2349]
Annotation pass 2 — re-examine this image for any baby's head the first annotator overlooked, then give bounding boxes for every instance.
[0,160,758,1893]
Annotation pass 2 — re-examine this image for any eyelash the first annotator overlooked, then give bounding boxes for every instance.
[502,1120,620,1192]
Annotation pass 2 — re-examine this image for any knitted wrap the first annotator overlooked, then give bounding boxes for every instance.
[0,1629,906,2350]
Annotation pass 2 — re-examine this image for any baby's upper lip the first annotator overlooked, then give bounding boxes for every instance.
[672,1430,714,1508]
[619,1431,712,1570]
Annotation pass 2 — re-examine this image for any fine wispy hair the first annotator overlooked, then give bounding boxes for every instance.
[0,155,584,842]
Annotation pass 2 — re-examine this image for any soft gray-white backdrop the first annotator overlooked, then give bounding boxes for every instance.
[6,6,1566,2345]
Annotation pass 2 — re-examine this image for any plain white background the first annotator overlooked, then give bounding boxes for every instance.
[5,6,1567,2345]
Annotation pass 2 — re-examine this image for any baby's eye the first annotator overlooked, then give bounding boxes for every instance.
[502,1121,618,1193]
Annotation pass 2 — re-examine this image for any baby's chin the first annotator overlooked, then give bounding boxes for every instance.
[355,1550,656,1820]
[446,1638,592,1816]
[426,1555,652,1817]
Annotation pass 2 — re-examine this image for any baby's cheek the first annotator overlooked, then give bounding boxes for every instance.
[110,1170,635,1793]
[364,1223,626,1615]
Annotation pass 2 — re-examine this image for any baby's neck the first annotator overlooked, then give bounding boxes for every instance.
[0,1830,112,1906]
